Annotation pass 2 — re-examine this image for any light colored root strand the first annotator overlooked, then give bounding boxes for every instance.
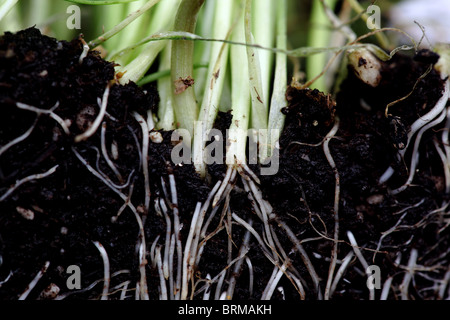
[275,217,322,299]
[75,84,110,143]
[168,173,182,300]
[374,199,425,261]
[155,246,168,300]
[0,165,59,202]
[18,261,50,300]
[181,202,202,300]
[212,166,235,207]
[323,118,341,300]
[390,108,447,195]
[347,230,375,300]
[329,251,354,298]
[100,122,123,183]
[132,111,151,213]
[72,147,148,299]
[0,117,38,157]
[16,102,70,135]
[226,226,252,300]
[92,241,110,300]
[399,248,419,300]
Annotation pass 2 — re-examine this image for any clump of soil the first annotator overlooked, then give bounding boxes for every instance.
[0,28,449,301]
[260,51,449,299]
[0,27,208,300]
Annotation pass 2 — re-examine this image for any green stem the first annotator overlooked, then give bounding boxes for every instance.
[244,0,267,162]
[192,0,215,103]
[252,0,274,105]
[0,0,20,32]
[156,43,175,131]
[267,0,287,158]
[113,0,152,64]
[0,0,18,24]
[115,0,180,83]
[226,1,250,167]
[88,0,160,49]
[306,0,337,92]
[137,63,208,86]
[93,3,125,51]
[193,0,234,177]
[170,0,205,136]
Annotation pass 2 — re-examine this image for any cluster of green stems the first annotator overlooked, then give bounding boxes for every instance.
[0,0,402,179]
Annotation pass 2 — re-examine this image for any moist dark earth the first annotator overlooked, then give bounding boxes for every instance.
[0,27,449,300]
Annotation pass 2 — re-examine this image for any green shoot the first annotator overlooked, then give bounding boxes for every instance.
[88,0,160,49]
[170,0,205,136]
[252,0,274,105]
[193,0,233,177]
[306,0,337,92]
[267,0,287,159]
[0,0,18,22]
[226,2,250,167]
[156,43,175,131]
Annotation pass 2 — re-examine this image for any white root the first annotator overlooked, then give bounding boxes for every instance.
[438,269,450,300]
[434,140,450,195]
[374,199,425,261]
[232,214,274,264]
[261,262,288,300]
[380,78,450,186]
[16,102,70,135]
[245,179,278,261]
[132,111,151,213]
[18,261,50,300]
[92,241,110,300]
[72,147,149,300]
[380,276,394,300]
[169,173,182,300]
[194,245,250,299]
[226,227,251,300]
[155,246,168,300]
[0,165,59,202]
[100,122,123,183]
[212,166,234,207]
[322,118,341,300]
[404,78,449,151]
[155,198,171,279]
[400,248,419,300]
[181,202,202,300]
[75,84,110,143]
[274,217,322,299]
[329,251,354,298]
[0,117,38,157]
[347,230,375,300]
[390,108,447,195]
[149,235,160,268]
[79,37,90,64]
[245,257,254,298]
[202,274,212,300]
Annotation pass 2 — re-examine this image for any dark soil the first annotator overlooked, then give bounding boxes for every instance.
[0,28,449,300]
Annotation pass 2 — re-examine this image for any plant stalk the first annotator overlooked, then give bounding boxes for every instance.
[170,0,205,136]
